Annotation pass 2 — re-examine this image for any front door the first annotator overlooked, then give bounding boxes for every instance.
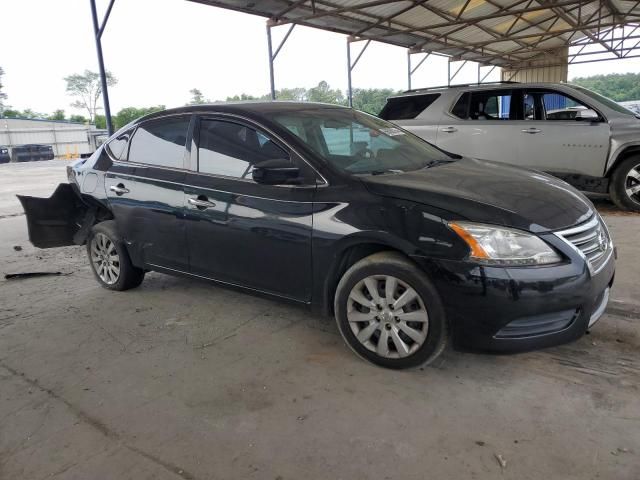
[184,116,316,301]
[516,89,610,177]
[107,115,192,271]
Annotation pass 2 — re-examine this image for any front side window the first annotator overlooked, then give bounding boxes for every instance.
[274,107,453,175]
[128,117,190,168]
[198,119,288,179]
[540,91,592,120]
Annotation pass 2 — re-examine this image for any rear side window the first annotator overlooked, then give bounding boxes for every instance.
[198,119,288,179]
[453,90,514,120]
[106,129,132,161]
[451,92,470,119]
[379,94,440,120]
[469,90,513,120]
[128,117,190,168]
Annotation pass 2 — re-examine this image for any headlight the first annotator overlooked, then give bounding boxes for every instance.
[449,222,562,266]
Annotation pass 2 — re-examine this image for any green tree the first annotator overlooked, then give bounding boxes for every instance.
[69,114,88,124]
[225,93,264,101]
[48,109,66,121]
[20,108,45,119]
[307,81,345,104]
[189,88,207,105]
[2,109,20,118]
[65,70,117,122]
[275,87,307,101]
[571,73,640,102]
[0,66,7,114]
[94,114,106,129]
[351,88,398,115]
[113,105,165,129]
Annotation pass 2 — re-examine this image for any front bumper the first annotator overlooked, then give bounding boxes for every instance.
[413,240,615,353]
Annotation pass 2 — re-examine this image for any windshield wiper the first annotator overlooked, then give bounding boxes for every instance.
[423,159,454,169]
[369,169,404,175]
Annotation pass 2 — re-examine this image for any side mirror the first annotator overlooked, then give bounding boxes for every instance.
[576,108,600,121]
[252,159,301,185]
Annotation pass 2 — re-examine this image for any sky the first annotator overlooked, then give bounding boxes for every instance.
[2,0,640,116]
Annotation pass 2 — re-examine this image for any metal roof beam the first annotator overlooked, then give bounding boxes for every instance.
[374,0,589,36]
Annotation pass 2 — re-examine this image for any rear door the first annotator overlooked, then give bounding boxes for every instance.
[184,115,316,301]
[516,88,610,177]
[106,115,192,271]
[435,89,525,164]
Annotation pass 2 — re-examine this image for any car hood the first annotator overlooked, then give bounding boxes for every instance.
[362,158,594,232]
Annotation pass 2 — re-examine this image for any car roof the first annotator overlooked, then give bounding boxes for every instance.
[389,82,574,98]
[138,101,350,123]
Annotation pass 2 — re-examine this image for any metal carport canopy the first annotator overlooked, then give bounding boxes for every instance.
[188,0,640,68]
[90,0,640,134]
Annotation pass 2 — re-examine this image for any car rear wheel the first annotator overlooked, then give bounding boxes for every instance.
[87,221,145,291]
[610,156,640,212]
[334,251,448,369]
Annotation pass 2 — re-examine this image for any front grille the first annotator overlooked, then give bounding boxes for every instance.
[556,214,611,273]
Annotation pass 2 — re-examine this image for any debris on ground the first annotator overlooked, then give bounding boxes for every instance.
[4,271,66,280]
[13,245,22,251]
[494,453,507,469]
[475,441,485,446]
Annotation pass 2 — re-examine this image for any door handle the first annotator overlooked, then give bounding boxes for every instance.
[521,128,541,134]
[109,184,130,195]
[188,197,216,210]
[441,126,458,133]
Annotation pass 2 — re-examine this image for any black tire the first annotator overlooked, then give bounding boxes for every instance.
[334,251,448,369]
[610,155,640,212]
[86,220,145,291]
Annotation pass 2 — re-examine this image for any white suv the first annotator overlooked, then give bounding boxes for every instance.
[380,82,640,211]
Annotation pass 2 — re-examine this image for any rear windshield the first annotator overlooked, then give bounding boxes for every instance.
[378,94,440,120]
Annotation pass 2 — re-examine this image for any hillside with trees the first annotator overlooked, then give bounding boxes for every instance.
[571,72,640,101]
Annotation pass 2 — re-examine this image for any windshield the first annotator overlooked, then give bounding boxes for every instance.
[273,107,453,175]
[572,85,639,118]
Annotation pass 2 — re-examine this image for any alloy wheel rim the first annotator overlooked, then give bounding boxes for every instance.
[347,275,429,359]
[90,233,120,285]
[625,164,640,205]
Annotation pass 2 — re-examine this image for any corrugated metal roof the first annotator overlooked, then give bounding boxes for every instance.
[188,0,640,67]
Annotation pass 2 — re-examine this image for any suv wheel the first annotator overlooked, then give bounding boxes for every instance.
[610,156,640,212]
[334,252,448,369]
[87,221,145,291]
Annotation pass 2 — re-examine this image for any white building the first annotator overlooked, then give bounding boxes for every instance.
[0,117,107,158]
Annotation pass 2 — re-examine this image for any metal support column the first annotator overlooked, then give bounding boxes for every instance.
[479,65,497,83]
[346,37,371,108]
[448,60,468,85]
[407,50,430,91]
[89,0,115,135]
[266,20,296,100]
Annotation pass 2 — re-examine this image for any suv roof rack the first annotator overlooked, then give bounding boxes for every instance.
[400,81,520,95]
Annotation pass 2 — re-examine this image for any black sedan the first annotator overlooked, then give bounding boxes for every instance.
[18,102,615,369]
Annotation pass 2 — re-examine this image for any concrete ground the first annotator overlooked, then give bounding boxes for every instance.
[1,160,638,480]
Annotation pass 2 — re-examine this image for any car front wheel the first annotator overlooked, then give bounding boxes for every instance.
[87,221,145,291]
[334,252,448,369]
[610,156,640,212]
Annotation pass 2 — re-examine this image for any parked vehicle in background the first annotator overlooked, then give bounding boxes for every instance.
[10,144,55,162]
[0,146,10,163]
[18,103,614,369]
[380,82,640,211]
